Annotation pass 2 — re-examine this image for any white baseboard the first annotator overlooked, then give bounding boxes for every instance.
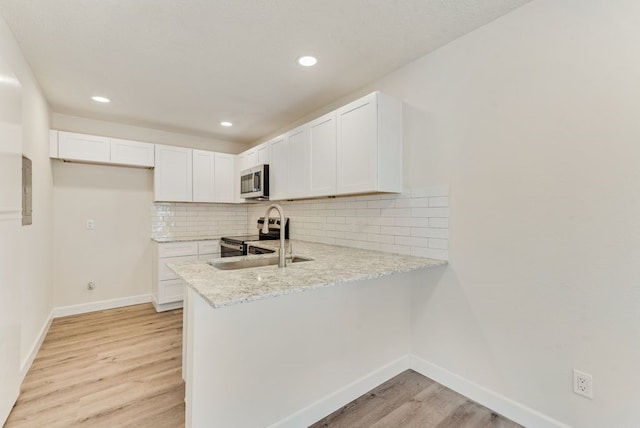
[268,355,412,428]
[52,294,152,318]
[410,355,570,428]
[19,309,54,384]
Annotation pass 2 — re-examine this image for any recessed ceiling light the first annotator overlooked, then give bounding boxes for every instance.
[297,56,317,67]
[220,121,233,127]
[91,96,110,103]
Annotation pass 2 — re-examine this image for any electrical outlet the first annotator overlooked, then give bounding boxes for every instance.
[86,219,95,230]
[573,369,593,399]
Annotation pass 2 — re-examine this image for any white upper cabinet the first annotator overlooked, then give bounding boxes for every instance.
[238,142,269,172]
[336,91,403,195]
[154,145,193,202]
[286,126,310,199]
[54,131,155,168]
[213,152,235,203]
[190,150,235,203]
[192,149,216,202]
[237,150,251,173]
[110,138,155,167]
[308,112,337,198]
[256,142,270,165]
[58,131,110,163]
[269,135,289,200]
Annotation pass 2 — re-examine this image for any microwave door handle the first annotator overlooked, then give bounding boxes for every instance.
[253,172,258,192]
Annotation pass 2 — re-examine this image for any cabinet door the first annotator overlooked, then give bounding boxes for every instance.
[58,131,110,163]
[237,152,249,173]
[154,145,193,202]
[110,138,155,167]
[193,150,215,202]
[309,112,337,197]
[257,143,270,165]
[238,148,257,172]
[336,93,379,194]
[214,153,235,203]
[287,126,310,198]
[269,135,288,200]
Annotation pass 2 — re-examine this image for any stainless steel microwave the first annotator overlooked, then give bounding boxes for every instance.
[240,164,269,200]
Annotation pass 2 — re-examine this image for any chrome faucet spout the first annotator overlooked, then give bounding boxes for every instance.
[262,204,286,268]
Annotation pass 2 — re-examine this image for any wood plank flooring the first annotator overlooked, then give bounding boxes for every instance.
[6,303,520,428]
[310,370,522,428]
[4,304,184,428]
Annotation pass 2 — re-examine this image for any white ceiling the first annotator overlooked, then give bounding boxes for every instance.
[0,0,532,144]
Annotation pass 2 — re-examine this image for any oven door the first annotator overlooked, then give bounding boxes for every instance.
[220,241,244,257]
[247,246,275,255]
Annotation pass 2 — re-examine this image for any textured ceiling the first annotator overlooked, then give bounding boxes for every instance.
[0,0,532,144]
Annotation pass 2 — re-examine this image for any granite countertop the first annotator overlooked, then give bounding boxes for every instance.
[152,236,221,243]
[169,240,447,309]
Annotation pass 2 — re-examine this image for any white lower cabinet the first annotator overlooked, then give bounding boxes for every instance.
[152,240,220,312]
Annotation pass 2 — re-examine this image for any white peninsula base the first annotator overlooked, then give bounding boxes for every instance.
[183,270,425,428]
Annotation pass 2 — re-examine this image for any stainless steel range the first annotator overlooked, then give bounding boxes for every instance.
[220,217,289,257]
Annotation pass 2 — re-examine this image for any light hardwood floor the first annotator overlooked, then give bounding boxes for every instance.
[7,304,520,428]
[310,370,522,428]
[5,304,184,428]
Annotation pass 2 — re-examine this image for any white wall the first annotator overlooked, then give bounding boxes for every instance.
[50,115,246,309]
[0,13,52,425]
[336,0,639,426]
[52,162,153,307]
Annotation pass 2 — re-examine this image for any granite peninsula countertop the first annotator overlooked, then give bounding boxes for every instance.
[168,240,447,309]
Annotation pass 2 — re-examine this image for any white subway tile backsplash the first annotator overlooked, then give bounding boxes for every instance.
[411,207,449,218]
[151,202,248,240]
[429,196,449,208]
[380,244,412,255]
[156,185,449,261]
[380,226,411,236]
[367,199,396,209]
[428,238,449,250]
[428,217,449,229]
[394,198,429,208]
[381,208,411,218]
[395,236,429,248]
[411,227,449,239]
[410,246,449,260]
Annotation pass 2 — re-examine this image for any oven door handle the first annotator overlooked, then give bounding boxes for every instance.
[220,241,243,252]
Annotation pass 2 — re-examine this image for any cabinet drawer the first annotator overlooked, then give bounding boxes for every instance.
[158,279,184,304]
[158,242,198,258]
[198,240,220,255]
[159,255,197,280]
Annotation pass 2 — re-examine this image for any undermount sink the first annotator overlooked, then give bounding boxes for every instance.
[210,256,313,271]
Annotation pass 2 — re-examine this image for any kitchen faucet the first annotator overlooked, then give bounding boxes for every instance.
[262,204,287,268]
